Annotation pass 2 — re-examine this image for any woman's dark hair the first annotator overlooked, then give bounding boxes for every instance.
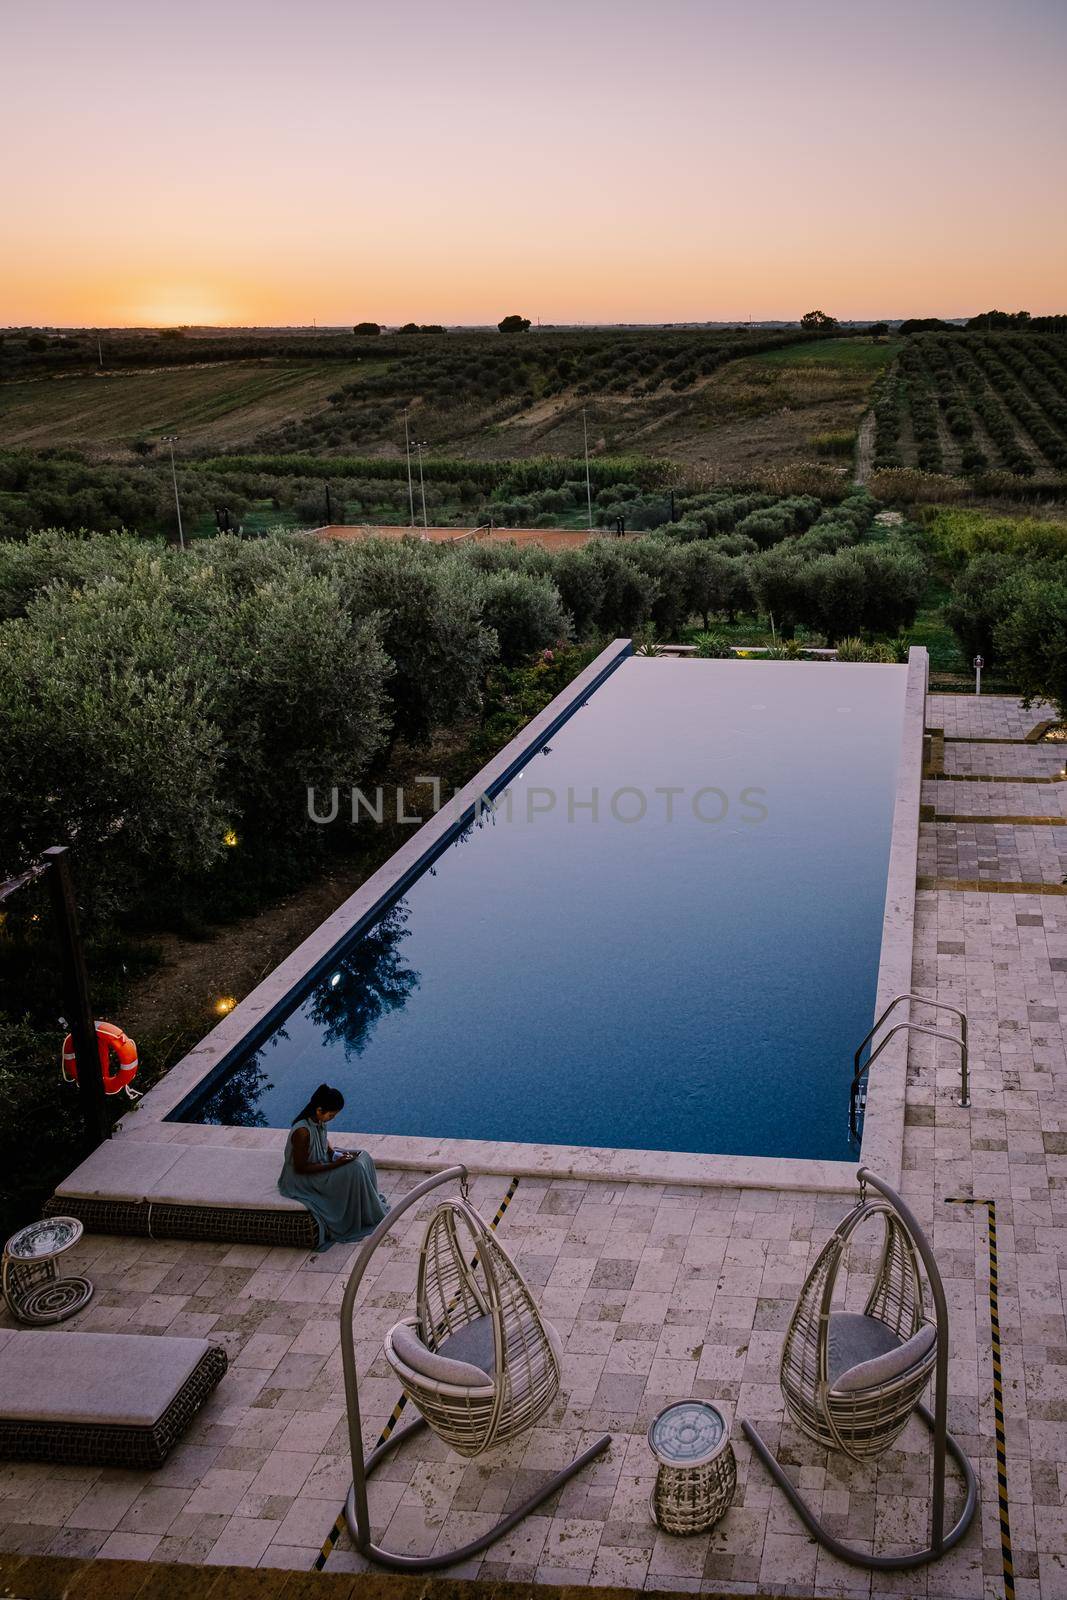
[293,1083,345,1123]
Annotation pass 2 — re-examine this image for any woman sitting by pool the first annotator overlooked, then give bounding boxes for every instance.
[279,1083,389,1249]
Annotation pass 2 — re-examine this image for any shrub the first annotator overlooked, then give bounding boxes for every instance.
[995,575,1067,719]
[810,430,856,458]
[679,544,749,629]
[0,528,156,620]
[693,632,734,658]
[0,556,232,911]
[219,572,392,841]
[867,468,966,505]
[584,542,661,633]
[552,546,607,637]
[477,569,570,665]
[748,545,808,637]
[835,637,874,662]
[925,508,1067,568]
[332,540,496,735]
[944,552,1037,669]
[0,1016,88,1238]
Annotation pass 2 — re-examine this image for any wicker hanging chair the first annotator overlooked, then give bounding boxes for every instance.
[339,1166,610,1572]
[383,1195,562,1456]
[779,1189,937,1461]
[743,1167,978,1571]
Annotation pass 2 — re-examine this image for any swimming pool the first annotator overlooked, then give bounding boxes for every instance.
[179,656,910,1163]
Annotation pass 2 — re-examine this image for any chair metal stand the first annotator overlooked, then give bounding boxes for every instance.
[742,1168,978,1571]
[339,1165,611,1572]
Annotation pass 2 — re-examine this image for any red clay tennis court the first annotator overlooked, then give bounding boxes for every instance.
[306,524,624,550]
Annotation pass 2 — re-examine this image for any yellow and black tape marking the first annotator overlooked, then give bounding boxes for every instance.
[947,1195,1013,1600]
[315,1174,520,1570]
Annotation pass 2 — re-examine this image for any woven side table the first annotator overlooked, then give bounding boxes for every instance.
[648,1400,736,1535]
[2,1217,94,1325]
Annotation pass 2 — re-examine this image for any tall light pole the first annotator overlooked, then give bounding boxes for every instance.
[414,441,429,529]
[404,411,415,527]
[582,409,593,530]
[161,435,185,550]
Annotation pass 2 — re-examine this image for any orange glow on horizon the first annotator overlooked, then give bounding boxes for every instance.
[3,0,1065,329]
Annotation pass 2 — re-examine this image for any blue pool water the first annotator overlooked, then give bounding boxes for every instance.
[183,659,907,1160]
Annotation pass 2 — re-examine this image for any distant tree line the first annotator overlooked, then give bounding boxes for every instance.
[898,311,1067,336]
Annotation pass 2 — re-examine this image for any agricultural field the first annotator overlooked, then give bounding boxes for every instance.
[0,360,363,452]
[873,332,1067,483]
[622,336,897,472]
[0,327,886,478]
[4,328,1065,538]
[244,330,895,473]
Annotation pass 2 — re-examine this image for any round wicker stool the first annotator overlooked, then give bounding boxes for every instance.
[648,1400,736,1535]
[2,1217,94,1325]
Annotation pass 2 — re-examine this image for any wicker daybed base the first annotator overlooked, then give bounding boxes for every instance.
[0,1338,228,1469]
[43,1194,317,1249]
[45,1141,319,1249]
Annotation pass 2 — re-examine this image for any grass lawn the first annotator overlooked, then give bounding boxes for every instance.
[910,586,966,675]
[751,338,902,370]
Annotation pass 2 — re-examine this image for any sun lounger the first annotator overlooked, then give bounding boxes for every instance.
[0,1328,227,1467]
[44,1140,317,1249]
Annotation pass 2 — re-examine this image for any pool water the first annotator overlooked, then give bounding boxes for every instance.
[185,659,907,1160]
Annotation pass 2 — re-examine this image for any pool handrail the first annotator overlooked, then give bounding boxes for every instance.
[850,992,969,1140]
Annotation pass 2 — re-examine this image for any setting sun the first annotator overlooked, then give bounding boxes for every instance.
[131,292,233,328]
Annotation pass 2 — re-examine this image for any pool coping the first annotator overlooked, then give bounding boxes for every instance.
[115,642,926,1198]
[851,645,928,1190]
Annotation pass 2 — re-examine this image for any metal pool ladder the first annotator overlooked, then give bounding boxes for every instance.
[850,992,969,1142]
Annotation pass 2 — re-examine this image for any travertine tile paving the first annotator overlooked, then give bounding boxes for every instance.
[928,694,1057,741]
[939,742,1065,779]
[924,777,1066,821]
[1,694,1064,1598]
[920,819,1067,884]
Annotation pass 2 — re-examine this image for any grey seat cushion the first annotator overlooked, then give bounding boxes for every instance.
[389,1312,563,1390]
[828,1313,936,1395]
[55,1141,305,1214]
[389,1316,494,1389]
[436,1314,496,1374]
[0,1332,220,1428]
[55,1140,185,1203]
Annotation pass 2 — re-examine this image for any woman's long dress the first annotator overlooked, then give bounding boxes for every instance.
[278,1118,388,1248]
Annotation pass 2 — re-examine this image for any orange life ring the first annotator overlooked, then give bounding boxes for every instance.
[61,1022,139,1096]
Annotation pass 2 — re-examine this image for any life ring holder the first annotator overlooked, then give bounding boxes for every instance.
[61,1021,141,1100]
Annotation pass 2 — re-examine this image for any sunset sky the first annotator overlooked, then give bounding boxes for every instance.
[4,0,1065,327]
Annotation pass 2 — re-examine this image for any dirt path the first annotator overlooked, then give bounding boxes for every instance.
[853,410,875,484]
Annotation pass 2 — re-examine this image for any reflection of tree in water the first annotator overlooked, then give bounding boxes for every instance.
[307,902,418,1057]
[197,1053,274,1127]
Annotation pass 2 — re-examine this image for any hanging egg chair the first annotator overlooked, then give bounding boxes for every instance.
[743,1167,978,1571]
[339,1167,610,1571]
[779,1187,937,1460]
[384,1194,563,1456]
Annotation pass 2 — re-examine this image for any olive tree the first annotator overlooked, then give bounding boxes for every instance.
[333,540,497,735]
[0,559,230,910]
[477,569,569,665]
[551,546,607,638]
[748,545,809,637]
[679,544,749,630]
[225,574,392,840]
[995,576,1067,719]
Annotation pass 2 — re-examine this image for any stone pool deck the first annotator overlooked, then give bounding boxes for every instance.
[2,692,1065,1600]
